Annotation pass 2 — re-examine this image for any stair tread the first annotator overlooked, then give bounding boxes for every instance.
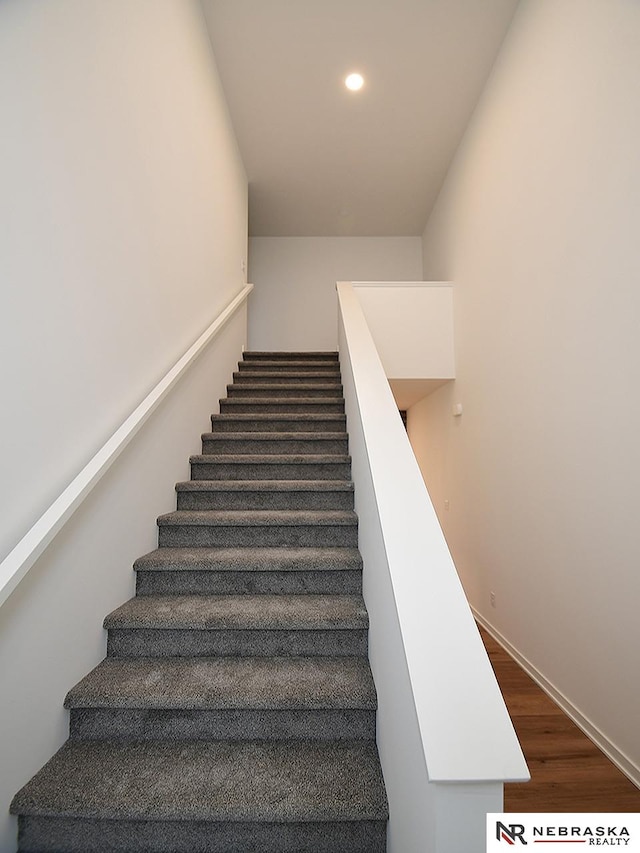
[65,656,376,710]
[238,358,340,374]
[211,413,346,422]
[176,480,354,493]
[134,547,362,572]
[243,351,338,358]
[10,739,388,822]
[234,371,341,378]
[220,396,344,404]
[235,373,340,378]
[191,453,350,463]
[104,594,369,630]
[157,510,358,526]
[228,383,342,390]
[202,431,347,440]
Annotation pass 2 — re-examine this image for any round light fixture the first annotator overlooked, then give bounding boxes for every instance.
[345,73,364,92]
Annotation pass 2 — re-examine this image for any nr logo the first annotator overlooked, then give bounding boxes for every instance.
[496,821,528,845]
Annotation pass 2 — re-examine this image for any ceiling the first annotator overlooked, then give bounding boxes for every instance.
[202,0,519,237]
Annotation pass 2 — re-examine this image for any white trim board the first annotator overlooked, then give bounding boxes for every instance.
[473,609,640,791]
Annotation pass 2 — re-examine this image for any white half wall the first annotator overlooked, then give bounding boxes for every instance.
[338,283,525,852]
[0,2,248,849]
[415,0,640,782]
[247,237,423,350]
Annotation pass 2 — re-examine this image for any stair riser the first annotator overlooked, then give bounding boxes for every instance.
[219,400,345,414]
[136,570,363,596]
[210,417,346,433]
[227,386,343,399]
[107,629,369,658]
[201,437,349,455]
[176,490,354,511]
[191,461,351,480]
[233,373,341,385]
[157,524,358,548]
[18,816,385,853]
[69,708,376,742]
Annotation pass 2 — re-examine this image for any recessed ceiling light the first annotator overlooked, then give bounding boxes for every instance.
[345,73,364,92]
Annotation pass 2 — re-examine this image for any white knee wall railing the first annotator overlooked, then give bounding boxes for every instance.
[337,281,529,853]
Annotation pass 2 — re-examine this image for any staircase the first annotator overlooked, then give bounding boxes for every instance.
[11,352,388,853]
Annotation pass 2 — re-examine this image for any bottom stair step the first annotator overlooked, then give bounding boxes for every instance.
[17,816,387,853]
[12,740,388,852]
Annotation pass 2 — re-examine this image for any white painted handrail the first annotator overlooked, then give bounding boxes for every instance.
[0,283,253,610]
[337,280,528,784]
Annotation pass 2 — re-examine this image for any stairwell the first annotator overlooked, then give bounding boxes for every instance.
[10,351,389,853]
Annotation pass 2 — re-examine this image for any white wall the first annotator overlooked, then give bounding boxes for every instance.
[354,283,454,380]
[248,237,423,350]
[0,2,248,849]
[415,0,640,782]
[0,0,247,565]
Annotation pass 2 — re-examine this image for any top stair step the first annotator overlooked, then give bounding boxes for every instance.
[243,351,339,362]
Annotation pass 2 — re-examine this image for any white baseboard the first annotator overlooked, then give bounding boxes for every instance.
[473,608,640,792]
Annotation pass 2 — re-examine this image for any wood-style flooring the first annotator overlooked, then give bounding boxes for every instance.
[479,625,640,812]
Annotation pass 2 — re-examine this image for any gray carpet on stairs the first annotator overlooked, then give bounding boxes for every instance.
[10,351,388,853]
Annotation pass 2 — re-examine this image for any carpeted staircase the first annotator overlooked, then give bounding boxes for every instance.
[11,351,389,853]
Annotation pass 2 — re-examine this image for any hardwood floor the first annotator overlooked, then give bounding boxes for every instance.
[479,625,640,812]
